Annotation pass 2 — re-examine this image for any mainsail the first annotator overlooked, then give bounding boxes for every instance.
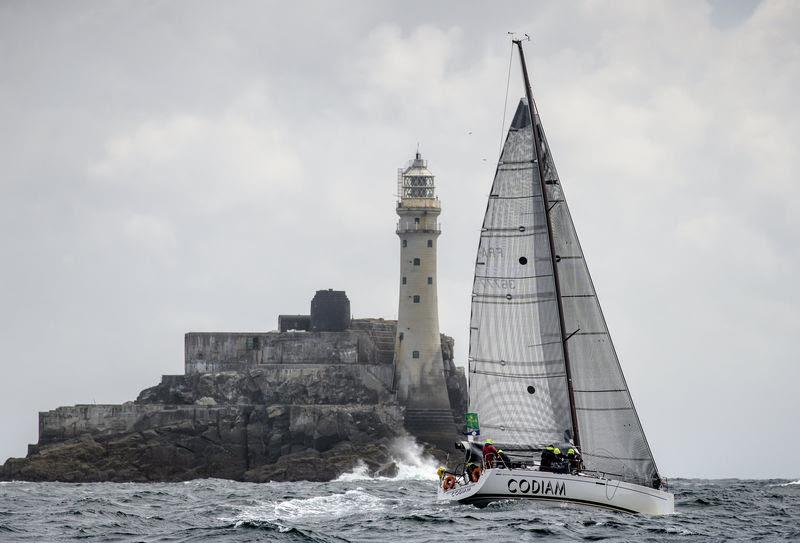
[468,50,661,487]
[468,100,574,450]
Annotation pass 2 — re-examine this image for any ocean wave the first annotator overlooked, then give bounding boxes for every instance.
[3,479,800,541]
[334,436,439,482]
[232,488,386,531]
[334,461,372,482]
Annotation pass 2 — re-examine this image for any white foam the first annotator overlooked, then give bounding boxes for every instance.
[334,461,371,482]
[333,436,439,482]
[232,488,385,530]
[780,480,800,486]
[389,436,440,481]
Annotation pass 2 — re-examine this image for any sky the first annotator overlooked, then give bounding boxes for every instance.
[1,0,797,480]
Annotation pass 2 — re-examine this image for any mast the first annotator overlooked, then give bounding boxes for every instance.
[513,39,581,449]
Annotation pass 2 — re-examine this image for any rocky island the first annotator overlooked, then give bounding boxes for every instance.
[1,290,467,483]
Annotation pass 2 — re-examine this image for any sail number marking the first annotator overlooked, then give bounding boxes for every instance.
[478,247,504,259]
[507,478,566,496]
[479,279,516,290]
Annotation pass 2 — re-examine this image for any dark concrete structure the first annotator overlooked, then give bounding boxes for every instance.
[278,315,311,332]
[311,289,351,332]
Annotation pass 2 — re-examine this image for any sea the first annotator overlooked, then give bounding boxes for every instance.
[1,446,798,542]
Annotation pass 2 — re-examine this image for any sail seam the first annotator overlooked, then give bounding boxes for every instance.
[470,370,566,379]
[475,273,552,280]
[481,232,547,238]
[488,194,542,200]
[573,389,627,393]
[575,407,633,411]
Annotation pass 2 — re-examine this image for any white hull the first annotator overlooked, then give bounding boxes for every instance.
[437,468,674,515]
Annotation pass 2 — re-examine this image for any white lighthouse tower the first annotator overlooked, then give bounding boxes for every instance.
[394,151,455,444]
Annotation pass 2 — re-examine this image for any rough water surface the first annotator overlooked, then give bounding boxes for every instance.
[1,475,798,541]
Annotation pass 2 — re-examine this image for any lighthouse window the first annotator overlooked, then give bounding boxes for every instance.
[412,350,420,359]
[413,295,420,303]
[402,276,407,284]
[427,239,432,247]
[402,240,407,247]
[427,277,432,284]
[413,258,420,266]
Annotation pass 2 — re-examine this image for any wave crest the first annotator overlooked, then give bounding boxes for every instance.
[334,436,439,482]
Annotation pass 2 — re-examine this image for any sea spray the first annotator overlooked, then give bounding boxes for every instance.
[387,436,440,481]
[334,461,371,482]
[334,436,439,482]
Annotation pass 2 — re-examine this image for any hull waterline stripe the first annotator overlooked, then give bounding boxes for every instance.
[458,493,640,514]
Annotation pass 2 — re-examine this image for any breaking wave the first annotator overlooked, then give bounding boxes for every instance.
[334,436,439,482]
[333,461,373,482]
[233,489,385,531]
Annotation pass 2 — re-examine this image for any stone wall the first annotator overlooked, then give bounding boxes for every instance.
[38,404,174,445]
[184,330,384,375]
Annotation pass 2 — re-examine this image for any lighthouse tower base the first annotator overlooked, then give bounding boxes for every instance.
[403,407,460,448]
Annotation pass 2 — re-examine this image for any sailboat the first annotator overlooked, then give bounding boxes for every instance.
[437,39,674,515]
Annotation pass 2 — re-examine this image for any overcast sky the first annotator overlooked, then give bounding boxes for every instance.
[1,0,797,480]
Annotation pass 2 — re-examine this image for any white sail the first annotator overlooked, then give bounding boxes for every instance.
[535,108,660,487]
[468,99,574,450]
[468,97,660,487]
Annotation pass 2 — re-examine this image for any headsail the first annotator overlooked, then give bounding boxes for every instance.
[468,99,574,450]
[536,110,660,486]
[468,42,661,487]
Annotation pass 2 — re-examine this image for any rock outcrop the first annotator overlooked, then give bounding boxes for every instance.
[2,404,402,482]
[1,318,467,483]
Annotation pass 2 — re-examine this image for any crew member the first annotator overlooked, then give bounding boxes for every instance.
[566,448,583,474]
[465,461,481,482]
[496,449,512,469]
[482,439,498,468]
[540,444,562,472]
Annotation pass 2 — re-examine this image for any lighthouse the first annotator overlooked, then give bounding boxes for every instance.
[394,151,456,444]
